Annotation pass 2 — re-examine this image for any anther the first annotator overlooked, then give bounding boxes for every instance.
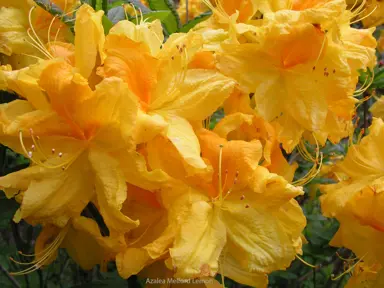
[61,166,66,171]
[31,145,35,151]
[219,144,224,148]
[240,195,245,200]
[28,151,33,158]
[51,148,55,154]
[58,152,63,158]
[333,69,336,73]
[312,66,316,71]
[29,128,34,135]
[245,204,250,208]
[235,171,239,177]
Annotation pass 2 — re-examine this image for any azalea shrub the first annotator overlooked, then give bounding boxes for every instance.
[0,0,383,287]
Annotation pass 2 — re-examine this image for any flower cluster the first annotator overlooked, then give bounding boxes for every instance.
[0,0,380,287]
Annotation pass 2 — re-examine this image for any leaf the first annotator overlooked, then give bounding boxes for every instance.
[108,7,170,24]
[102,15,114,34]
[107,6,126,24]
[147,0,181,34]
[271,271,298,280]
[180,11,212,33]
[0,196,19,229]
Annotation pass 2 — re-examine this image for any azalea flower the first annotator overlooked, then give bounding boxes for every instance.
[146,128,305,287]
[0,0,79,69]
[214,91,298,182]
[0,4,139,233]
[345,262,384,287]
[10,216,126,275]
[320,118,384,266]
[99,21,236,174]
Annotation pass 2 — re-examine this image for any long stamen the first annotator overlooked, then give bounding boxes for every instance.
[47,15,58,47]
[296,255,317,268]
[130,3,140,25]
[19,130,82,170]
[10,226,68,275]
[351,5,377,25]
[331,254,366,280]
[28,7,53,59]
[25,33,52,60]
[313,31,327,69]
[139,8,144,25]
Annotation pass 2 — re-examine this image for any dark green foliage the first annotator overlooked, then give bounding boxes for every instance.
[179,10,212,32]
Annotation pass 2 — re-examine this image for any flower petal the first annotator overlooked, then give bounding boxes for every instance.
[89,148,139,234]
[170,201,226,278]
[74,4,105,79]
[151,69,235,121]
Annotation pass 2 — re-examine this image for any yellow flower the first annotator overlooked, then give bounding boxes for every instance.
[116,183,176,279]
[216,16,375,151]
[0,59,140,233]
[148,128,305,287]
[346,262,384,288]
[378,31,384,52]
[361,0,384,27]
[0,0,79,69]
[215,91,298,182]
[371,98,384,120]
[11,216,126,274]
[320,118,384,265]
[99,26,236,174]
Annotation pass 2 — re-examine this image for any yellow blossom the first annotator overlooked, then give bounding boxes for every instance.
[0,0,79,69]
[11,216,126,274]
[321,118,384,265]
[146,128,305,287]
[98,25,236,175]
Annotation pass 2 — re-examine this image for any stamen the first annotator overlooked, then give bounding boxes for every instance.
[19,130,83,170]
[123,4,129,20]
[27,7,53,59]
[47,15,58,47]
[10,225,69,275]
[331,254,366,280]
[130,3,139,25]
[296,255,317,268]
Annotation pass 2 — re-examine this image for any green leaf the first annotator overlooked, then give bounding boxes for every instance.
[96,0,103,10]
[147,0,181,34]
[108,6,170,25]
[0,196,19,229]
[179,11,212,32]
[102,15,113,34]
